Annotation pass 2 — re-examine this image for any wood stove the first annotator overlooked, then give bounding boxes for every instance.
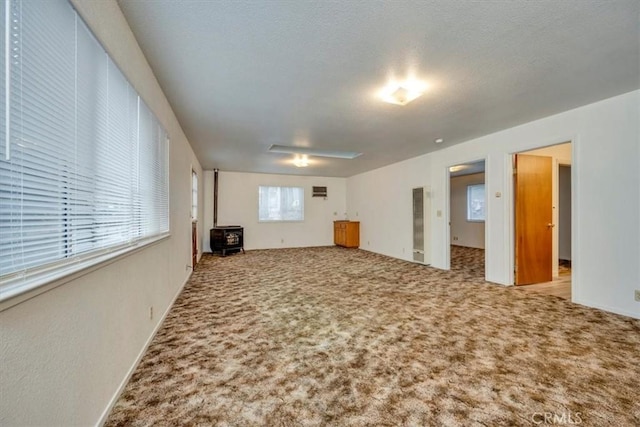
[210,169,245,257]
[210,226,244,257]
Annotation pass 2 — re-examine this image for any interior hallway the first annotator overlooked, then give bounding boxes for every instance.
[450,246,572,300]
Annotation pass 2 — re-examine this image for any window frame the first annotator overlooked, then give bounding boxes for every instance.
[258,185,305,223]
[0,0,170,308]
[191,170,198,222]
[466,183,486,222]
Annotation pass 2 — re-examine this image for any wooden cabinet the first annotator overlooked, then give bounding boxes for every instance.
[334,221,360,248]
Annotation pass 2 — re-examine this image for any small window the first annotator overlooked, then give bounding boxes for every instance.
[191,171,198,222]
[258,186,304,222]
[467,184,485,221]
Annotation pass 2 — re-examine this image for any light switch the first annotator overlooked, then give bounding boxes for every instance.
[495,192,502,198]
[437,210,442,217]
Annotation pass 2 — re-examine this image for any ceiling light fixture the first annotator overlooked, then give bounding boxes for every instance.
[434,138,444,144]
[293,155,309,167]
[380,79,427,106]
[269,144,362,159]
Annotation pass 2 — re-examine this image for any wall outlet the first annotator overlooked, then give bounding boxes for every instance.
[149,306,154,320]
[635,290,640,302]
[281,238,284,244]
[453,236,459,241]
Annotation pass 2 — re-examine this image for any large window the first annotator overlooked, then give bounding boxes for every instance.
[258,186,304,222]
[467,184,485,221]
[0,0,169,295]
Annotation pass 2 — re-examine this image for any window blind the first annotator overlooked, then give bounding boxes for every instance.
[258,186,304,222]
[0,0,169,288]
[191,171,198,221]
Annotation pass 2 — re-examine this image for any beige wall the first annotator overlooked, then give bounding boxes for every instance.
[203,171,347,251]
[348,91,639,319]
[0,1,203,425]
[347,155,432,261]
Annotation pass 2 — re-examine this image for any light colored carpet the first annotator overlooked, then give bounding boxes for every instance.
[106,246,639,426]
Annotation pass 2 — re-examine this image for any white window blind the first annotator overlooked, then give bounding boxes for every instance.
[191,170,197,221]
[258,186,304,222]
[0,0,169,291]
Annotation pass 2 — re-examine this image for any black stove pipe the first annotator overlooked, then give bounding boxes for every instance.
[213,168,219,228]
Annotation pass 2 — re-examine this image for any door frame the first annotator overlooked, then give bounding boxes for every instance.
[514,153,554,285]
[556,160,572,277]
[191,167,199,269]
[507,137,579,301]
[444,156,488,279]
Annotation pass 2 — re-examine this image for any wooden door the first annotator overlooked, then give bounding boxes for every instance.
[515,154,553,285]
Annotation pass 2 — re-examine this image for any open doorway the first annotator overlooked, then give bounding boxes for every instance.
[514,142,572,299]
[191,169,198,270]
[448,160,486,279]
[558,164,572,278]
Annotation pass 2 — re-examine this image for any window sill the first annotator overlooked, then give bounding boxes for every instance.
[258,220,305,223]
[0,233,170,312]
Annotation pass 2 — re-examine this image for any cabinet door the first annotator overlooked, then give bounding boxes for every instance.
[334,222,344,246]
[344,222,359,248]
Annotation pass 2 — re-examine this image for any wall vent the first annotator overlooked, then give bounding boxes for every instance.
[413,186,431,265]
[413,187,424,263]
[312,186,327,197]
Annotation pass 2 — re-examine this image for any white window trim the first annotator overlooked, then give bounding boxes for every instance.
[0,0,171,306]
[467,183,486,222]
[0,232,169,312]
[258,219,305,223]
[191,169,198,223]
[258,185,305,222]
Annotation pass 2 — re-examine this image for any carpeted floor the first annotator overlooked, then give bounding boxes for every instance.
[105,246,639,426]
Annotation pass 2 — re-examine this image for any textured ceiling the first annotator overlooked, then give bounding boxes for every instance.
[117,0,639,177]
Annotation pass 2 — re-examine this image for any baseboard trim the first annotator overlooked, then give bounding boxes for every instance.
[95,271,192,426]
[572,298,639,320]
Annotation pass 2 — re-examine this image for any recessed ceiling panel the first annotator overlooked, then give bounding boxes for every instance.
[268,145,362,159]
